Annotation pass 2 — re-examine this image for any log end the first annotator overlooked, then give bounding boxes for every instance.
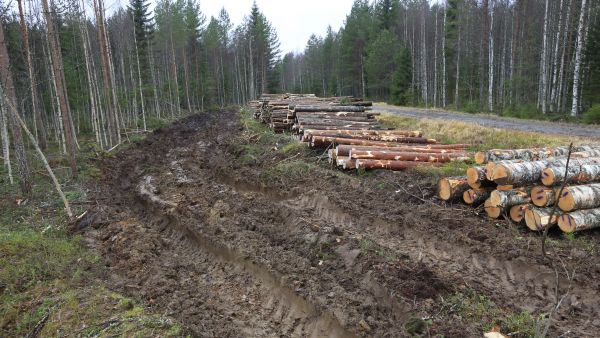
[531,186,551,207]
[557,189,575,212]
[558,214,576,233]
[484,198,502,219]
[492,164,509,185]
[485,162,497,181]
[509,204,529,223]
[463,189,474,205]
[489,190,502,207]
[466,167,482,188]
[474,151,487,164]
[540,168,556,186]
[524,208,541,231]
[438,178,452,201]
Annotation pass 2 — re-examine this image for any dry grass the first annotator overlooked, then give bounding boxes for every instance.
[377,114,593,152]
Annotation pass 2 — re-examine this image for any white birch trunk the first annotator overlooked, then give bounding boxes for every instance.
[0,94,13,183]
[539,0,550,113]
[550,0,565,112]
[571,0,587,117]
[488,3,494,112]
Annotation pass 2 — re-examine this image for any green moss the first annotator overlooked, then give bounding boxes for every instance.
[583,104,600,124]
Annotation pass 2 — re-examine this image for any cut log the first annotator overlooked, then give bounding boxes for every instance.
[541,163,600,186]
[304,129,423,138]
[474,146,572,164]
[558,208,600,232]
[484,198,504,219]
[350,150,469,162]
[463,188,490,206]
[466,166,488,189]
[531,186,558,207]
[524,207,562,231]
[356,159,442,171]
[492,160,554,185]
[557,183,600,212]
[293,105,365,112]
[300,125,376,132]
[335,145,465,157]
[489,188,531,208]
[496,185,515,191]
[310,136,438,147]
[438,177,470,201]
[509,204,530,223]
[296,118,379,126]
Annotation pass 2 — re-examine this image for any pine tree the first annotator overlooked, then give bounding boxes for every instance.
[391,47,412,105]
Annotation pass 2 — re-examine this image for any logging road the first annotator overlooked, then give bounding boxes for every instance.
[373,104,600,139]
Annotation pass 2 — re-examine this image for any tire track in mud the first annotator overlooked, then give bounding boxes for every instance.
[135,179,352,338]
[90,111,600,337]
[283,191,600,335]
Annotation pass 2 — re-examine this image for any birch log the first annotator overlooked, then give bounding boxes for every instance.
[531,186,557,207]
[489,188,531,208]
[474,146,600,164]
[557,183,600,212]
[541,163,600,186]
[463,188,490,206]
[525,207,562,231]
[558,208,600,233]
[438,177,470,201]
[466,166,493,189]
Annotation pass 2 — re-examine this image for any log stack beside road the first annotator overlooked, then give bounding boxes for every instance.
[438,145,600,233]
[252,93,471,172]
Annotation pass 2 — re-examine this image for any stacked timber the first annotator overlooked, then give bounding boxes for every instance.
[303,129,469,171]
[438,145,600,234]
[253,94,373,133]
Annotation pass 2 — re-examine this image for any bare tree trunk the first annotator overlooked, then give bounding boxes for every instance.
[550,0,565,112]
[421,6,428,107]
[42,0,78,179]
[488,2,494,112]
[434,9,439,107]
[539,0,550,113]
[557,0,573,112]
[131,12,146,131]
[571,0,587,117]
[17,0,47,150]
[93,0,118,146]
[0,92,12,184]
[455,29,461,108]
[442,6,447,108]
[0,13,31,194]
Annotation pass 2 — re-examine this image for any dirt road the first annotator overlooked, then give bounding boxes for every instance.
[373,104,600,138]
[83,110,600,337]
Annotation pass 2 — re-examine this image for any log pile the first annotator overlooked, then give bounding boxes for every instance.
[250,93,470,171]
[438,145,600,233]
[254,93,373,132]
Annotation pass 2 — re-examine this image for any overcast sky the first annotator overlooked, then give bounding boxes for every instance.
[199,0,355,54]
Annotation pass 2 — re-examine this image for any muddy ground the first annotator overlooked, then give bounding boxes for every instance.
[82,110,600,337]
[374,104,600,138]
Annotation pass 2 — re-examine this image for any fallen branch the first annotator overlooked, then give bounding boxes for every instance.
[5,96,73,219]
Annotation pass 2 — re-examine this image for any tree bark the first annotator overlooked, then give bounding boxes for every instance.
[571,0,587,117]
[17,0,47,150]
[558,183,600,211]
[42,0,78,178]
[0,17,31,194]
[559,208,600,232]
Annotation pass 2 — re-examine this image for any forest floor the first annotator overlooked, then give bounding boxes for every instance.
[77,108,599,337]
[374,103,600,138]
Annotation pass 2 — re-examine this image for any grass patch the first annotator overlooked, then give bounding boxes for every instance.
[441,289,538,336]
[377,113,589,152]
[0,125,183,337]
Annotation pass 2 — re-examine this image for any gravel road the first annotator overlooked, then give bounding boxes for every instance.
[373,104,600,138]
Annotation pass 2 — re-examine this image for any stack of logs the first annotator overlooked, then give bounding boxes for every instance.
[438,146,600,233]
[251,93,471,171]
[252,93,373,132]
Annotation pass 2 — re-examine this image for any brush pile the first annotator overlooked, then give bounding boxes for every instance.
[437,145,600,233]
